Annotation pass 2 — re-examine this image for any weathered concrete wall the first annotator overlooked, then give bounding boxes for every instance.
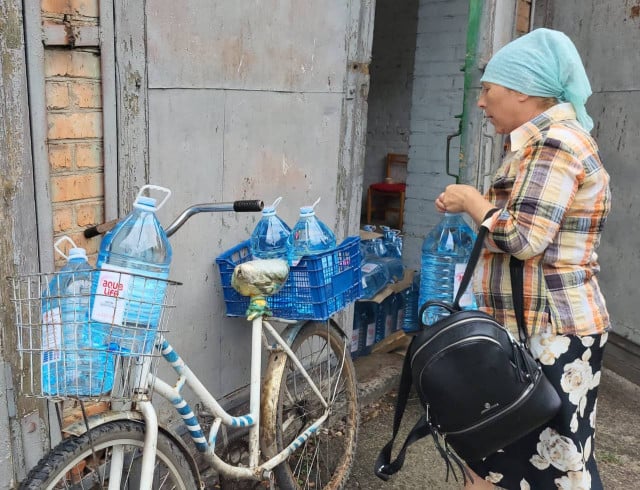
[534,1,640,346]
[403,0,469,270]
[112,0,375,403]
[362,0,419,214]
[0,0,43,484]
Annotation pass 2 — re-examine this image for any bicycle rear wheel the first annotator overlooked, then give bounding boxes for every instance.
[19,419,199,489]
[261,320,359,490]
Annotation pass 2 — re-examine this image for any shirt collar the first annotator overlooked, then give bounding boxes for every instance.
[509,103,577,151]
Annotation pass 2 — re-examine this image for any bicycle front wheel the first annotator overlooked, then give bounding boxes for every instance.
[19,419,199,489]
[261,320,359,490]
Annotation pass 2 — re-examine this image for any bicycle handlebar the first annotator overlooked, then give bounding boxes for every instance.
[83,199,264,239]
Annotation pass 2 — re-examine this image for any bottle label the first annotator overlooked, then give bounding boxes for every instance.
[396,308,405,331]
[42,308,62,363]
[366,321,376,346]
[351,328,360,353]
[453,263,474,307]
[90,266,134,326]
[385,313,394,338]
[361,263,378,273]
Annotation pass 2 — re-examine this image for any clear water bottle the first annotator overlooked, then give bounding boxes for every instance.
[380,226,403,258]
[361,302,377,355]
[419,213,476,325]
[376,294,397,342]
[350,322,361,359]
[351,302,371,358]
[250,197,291,260]
[90,185,173,355]
[377,256,404,282]
[42,237,114,396]
[360,260,390,299]
[394,291,405,332]
[288,197,336,265]
[402,273,420,333]
[360,238,387,259]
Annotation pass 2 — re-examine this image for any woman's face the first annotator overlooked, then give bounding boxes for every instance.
[477,82,525,134]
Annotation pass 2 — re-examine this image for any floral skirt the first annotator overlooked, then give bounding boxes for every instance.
[467,331,608,490]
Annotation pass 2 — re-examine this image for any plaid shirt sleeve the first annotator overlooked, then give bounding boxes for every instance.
[486,137,585,258]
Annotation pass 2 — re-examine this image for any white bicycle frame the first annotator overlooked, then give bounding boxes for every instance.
[122,315,344,488]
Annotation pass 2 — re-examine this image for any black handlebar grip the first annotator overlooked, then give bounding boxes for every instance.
[84,218,119,239]
[233,200,264,212]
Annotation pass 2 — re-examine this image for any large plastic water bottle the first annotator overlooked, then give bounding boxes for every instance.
[250,197,291,259]
[360,260,390,299]
[359,302,377,355]
[380,226,403,258]
[375,294,397,343]
[90,185,172,355]
[401,272,420,333]
[42,237,114,396]
[394,291,405,333]
[419,213,477,325]
[288,197,336,265]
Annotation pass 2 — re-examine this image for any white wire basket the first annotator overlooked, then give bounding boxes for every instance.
[8,270,179,402]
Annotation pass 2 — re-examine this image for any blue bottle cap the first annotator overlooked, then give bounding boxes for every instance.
[68,247,88,260]
[262,206,276,217]
[135,195,157,209]
[299,206,315,217]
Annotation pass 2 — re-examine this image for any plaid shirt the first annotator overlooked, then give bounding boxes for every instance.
[475,103,611,336]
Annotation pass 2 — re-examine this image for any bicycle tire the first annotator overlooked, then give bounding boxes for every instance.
[261,320,359,490]
[19,419,199,489]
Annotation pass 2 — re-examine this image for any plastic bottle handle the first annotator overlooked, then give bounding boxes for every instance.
[270,196,283,209]
[137,184,172,211]
[54,236,78,260]
[311,197,321,210]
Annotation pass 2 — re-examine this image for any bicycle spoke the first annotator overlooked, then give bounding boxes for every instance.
[265,321,358,489]
[21,421,197,489]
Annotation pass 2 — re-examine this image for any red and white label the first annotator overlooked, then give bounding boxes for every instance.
[90,266,134,325]
[453,262,474,307]
[42,308,62,363]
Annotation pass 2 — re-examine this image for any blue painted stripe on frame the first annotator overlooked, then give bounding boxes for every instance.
[176,405,192,416]
[230,415,254,427]
[187,424,204,434]
[183,416,200,427]
[164,350,179,364]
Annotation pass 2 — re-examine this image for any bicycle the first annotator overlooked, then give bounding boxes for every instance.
[10,199,360,489]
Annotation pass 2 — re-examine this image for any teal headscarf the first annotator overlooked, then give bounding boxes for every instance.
[480,28,593,132]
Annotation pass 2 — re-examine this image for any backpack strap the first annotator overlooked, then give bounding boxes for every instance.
[509,255,527,344]
[453,208,500,309]
[374,338,425,480]
[374,338,472,484]
[451,208,527,345]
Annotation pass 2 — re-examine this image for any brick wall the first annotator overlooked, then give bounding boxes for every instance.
[42,0,103,266]
[362,0,419,218]
[402,0,469,270]
[516,0,532,36]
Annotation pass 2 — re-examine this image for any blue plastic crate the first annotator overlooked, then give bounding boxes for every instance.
[216,237,363,320]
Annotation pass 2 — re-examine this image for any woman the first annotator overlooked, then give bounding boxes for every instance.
[436,28,611,489]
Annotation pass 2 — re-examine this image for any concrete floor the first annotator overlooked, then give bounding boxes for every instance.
[350,352,640,489]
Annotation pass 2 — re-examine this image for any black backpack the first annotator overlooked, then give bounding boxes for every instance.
[375,214,561,483]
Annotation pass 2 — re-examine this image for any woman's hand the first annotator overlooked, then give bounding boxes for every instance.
[436,184,496,225]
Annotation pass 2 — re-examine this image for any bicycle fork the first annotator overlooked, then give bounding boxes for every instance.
[149,321,277,483]
[139,318,331,486]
